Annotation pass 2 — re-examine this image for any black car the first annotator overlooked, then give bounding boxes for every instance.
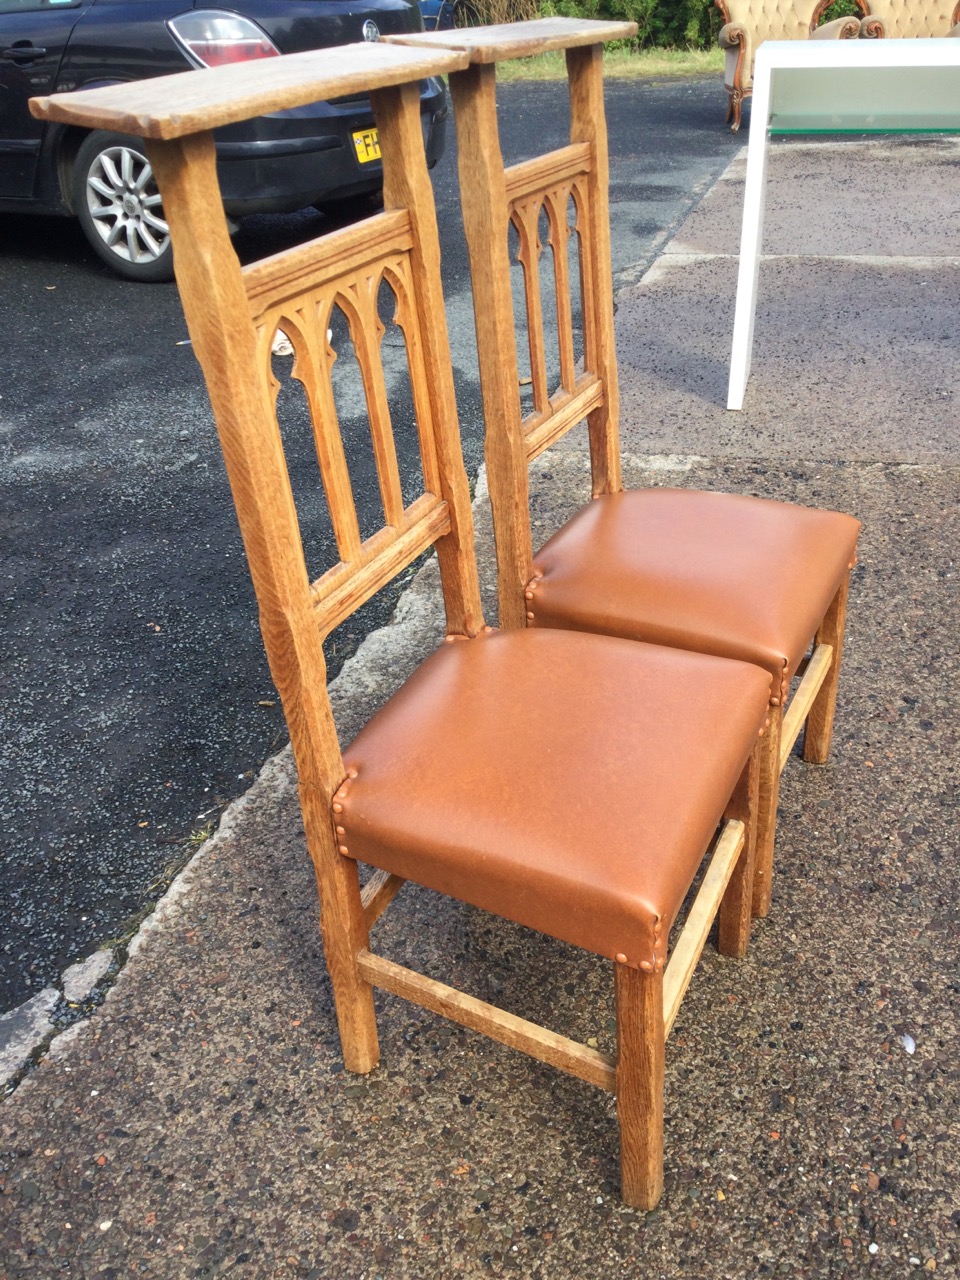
[1,0,447,281]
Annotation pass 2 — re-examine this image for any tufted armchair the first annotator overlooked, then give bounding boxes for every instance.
[716,0,863,131]
[859,1,960,38]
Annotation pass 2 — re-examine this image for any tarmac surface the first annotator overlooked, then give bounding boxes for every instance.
[2,132,959,1276]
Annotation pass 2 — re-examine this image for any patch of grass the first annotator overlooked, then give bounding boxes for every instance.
[496,45,723,81]
[187,819,216,849]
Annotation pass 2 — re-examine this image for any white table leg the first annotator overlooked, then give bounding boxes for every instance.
[727,62,772,411]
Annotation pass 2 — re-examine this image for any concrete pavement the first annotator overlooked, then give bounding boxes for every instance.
[1,135,958,1278]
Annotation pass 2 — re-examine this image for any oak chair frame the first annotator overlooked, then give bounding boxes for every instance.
[390,17,853,918]
[32,43,763,1208]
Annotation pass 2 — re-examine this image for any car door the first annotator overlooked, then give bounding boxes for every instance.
[0,0,91,200]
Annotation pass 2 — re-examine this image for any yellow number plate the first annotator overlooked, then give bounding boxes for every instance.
[352,128,381,164]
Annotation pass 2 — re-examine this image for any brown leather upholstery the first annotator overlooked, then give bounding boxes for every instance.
[338,628,771,970]
[527,489,860,703]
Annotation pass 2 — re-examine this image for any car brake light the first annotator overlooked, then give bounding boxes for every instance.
[167,11,281,69]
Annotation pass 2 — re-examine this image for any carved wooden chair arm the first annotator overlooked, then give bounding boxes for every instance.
[811,15,862,38]
[718,21,747,48]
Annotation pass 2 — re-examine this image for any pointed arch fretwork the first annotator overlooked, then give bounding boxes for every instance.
[243,209,454,639]
[542,180,576,396]
[381,259,442,499]
[260,298,362,566]
[569,178,595,378]
[510,194,549,419]
[505,144,605,458]
[336,269,405,531]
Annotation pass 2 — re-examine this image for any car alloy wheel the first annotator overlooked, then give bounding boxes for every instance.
[73,130,174,282]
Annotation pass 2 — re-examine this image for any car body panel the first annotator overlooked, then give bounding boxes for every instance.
[417,0,454,31]
[0,0,91,198]
[0,0,443,219]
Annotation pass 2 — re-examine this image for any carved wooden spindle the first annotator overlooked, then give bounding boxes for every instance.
[543,184,577,396]
[510,197,550,419]
[345,274,406,531]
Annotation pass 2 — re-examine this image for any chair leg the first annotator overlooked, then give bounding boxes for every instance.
[615,962,665,1210]
[730,88,744,133]
[309,812,381,1074]
[719,739,761,958]
[321,905,380,1073]
[751,705,782,919]
[803,572,851,765]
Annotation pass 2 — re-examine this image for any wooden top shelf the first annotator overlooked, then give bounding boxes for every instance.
[29,41,469,138]
[385,17,638,63]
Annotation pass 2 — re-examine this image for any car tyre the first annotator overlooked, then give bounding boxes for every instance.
[73,130,174,283]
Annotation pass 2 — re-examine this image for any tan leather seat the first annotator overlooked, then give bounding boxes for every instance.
[527,489,860,704]
[338,628,771,970]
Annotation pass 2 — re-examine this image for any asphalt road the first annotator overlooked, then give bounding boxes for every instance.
[0,75,742,1016]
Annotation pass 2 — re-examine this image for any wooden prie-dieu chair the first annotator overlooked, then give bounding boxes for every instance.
[32,42,773,1209]
[390,18,861,919]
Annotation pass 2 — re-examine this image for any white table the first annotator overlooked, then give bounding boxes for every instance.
[726,37,960,411]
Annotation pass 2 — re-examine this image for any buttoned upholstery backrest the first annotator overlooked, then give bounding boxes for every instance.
[863,0,960,36]
[724,0,814,45]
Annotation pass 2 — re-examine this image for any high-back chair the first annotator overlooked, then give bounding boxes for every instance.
[389,18,860,919]
[716,0,863,131]
[31,43,773,1209]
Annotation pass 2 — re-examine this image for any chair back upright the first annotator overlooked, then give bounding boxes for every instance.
[394,20,633,626]
[29,43,483,948]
